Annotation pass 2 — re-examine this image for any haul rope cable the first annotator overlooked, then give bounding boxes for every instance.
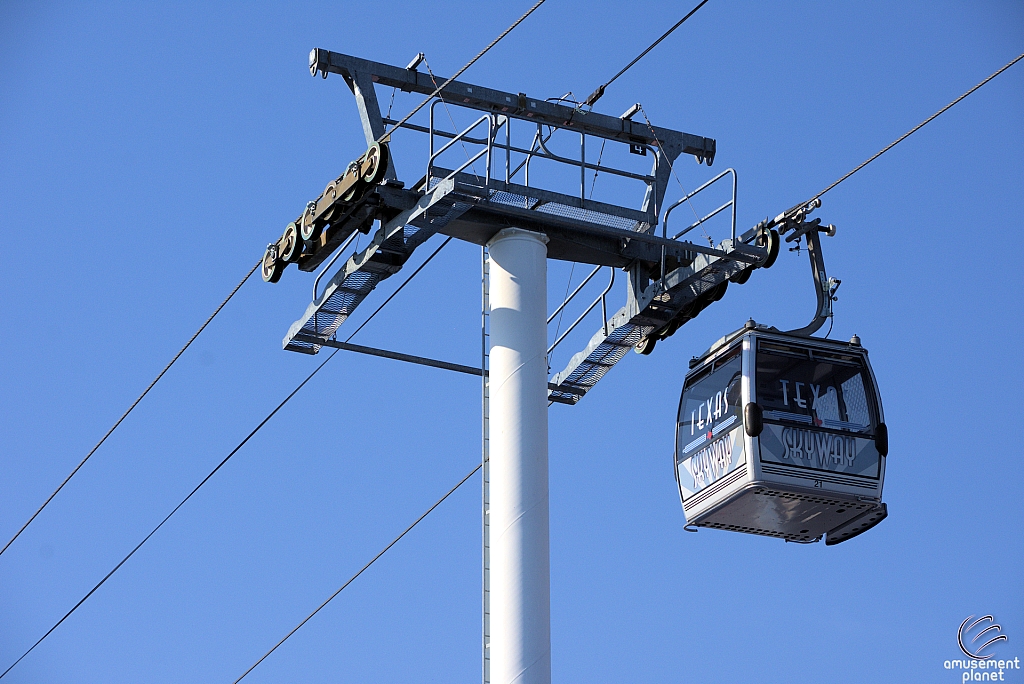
[0,237,453,679]
[239,7,735,657]
[0,0,543,567]
[378,0,546,145]
[804,50,1024,205]
[23,6,1012,679]
[226,47,1024,684]
[233,45,1023,684]
[583,0,710,107]
[233,462,482,683]
[0,346,337,681]
[2,0,548,668]
[0,259,261,560]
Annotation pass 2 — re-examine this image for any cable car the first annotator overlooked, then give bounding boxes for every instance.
[674,320,888,545]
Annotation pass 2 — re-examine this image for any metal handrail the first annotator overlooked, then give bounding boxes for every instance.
[519,126,547,186]
[663,167,737,241]
[312,229,361,303]
[422,98,660,223]
[534,129,657,186]
[383,116,490,146]
[496,131,656,185]
[428,109,491,185]
[547,265,602,324]
[547,267,615,355]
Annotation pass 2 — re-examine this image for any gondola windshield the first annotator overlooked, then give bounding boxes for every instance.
[755,340,881,479]
[676,348,744,498]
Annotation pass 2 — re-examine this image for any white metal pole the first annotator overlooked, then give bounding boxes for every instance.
[486,227,551,684]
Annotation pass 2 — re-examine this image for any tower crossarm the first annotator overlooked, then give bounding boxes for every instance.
[309,49,716,163]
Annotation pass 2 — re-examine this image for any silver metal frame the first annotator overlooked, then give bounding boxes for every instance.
[282,50,780,408]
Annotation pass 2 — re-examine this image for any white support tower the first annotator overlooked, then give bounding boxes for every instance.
[486,228,551,684]
[277,50,772,683]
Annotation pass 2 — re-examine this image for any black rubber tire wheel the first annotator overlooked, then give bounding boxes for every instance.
[261,246,284,283]
[762,228,781,269]
[635,335,658,355]
[341,180,364,203]
[281,222,303,263]
[730,267,752,285]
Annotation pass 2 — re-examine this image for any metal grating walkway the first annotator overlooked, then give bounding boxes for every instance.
[283,179,469,353]
[548,239,758,404]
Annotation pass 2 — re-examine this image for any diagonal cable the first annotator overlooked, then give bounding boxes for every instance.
[0,238,451,679]
[636,104,712,243]
[342,237,452,343]
[422,56,482,181]
[380,0,546,144]
[233,462,481,683]
[584,0,710,107]
[0,345,337,680]
[0,259,261,560]
[807,50,1024,203]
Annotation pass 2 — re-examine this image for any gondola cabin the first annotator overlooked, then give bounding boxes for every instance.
[675,321,888,545]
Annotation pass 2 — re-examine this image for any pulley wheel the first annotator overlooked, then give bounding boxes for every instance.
[712,281,729,302]
[730,267,752,285]
[323,181,338,201]
[341,181,362,203]
[762,229,781,269]
[281,223,303,263]
[261,245,284,283]
[635,335,657,355]
[300,208,321,242]
[362,142,390,185]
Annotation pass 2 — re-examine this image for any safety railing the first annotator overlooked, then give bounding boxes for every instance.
[546,266,615,355]
[428,105,493,186]
[413,98,661,224]
[312,229,361,304]
[663,167,737,241]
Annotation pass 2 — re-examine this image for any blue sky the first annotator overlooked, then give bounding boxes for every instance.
[1,1,1022,682]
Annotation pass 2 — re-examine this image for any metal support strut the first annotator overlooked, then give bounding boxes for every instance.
[761,198,839,337]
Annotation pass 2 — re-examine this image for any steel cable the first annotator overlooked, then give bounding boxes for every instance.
[1,0,545,662]
[379,0,546,144]
[584,0,710,107]
[0,346,337,680]
[0,259,261,560]
[0,238,452,679]
[807,50,1024,204]
[233,462,482,683]
[343,237,452,342]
